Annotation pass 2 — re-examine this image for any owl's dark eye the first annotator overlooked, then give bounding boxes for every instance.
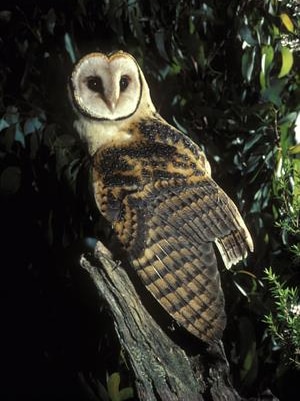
[120,75,130,92]
[86,76,104,94]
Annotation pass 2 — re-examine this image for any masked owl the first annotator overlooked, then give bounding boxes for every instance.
[69,51,253,344]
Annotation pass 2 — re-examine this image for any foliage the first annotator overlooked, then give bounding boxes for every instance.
[0,0,299,400]
[264,267,300,369]
[107,372,134,401]
[273,145,300,259]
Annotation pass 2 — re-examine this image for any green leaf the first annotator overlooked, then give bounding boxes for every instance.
[279,112,297,124]
[64,32,76,63]
[280,13,294,33]
[0,119,9,132]
[242,343,257,379]
[240,24,257,46]
[289,144,300,155]
[293,158,300,199]
[169,62,181,75]
[243,133,261,152]
[119,387,134,400]
[107,372,120,401]
[261,45,274,75]
[261,79,286,107]
[15,124,25,147]
[24,117,43,135]
[4,106,19,124]
[272,24,280,37]
[260,45,274,89]
[172,116,187,134]
[233,281,248,298]
[278,47,293,78]
[107,373,134,401]
[189,16,195,35]
[196,42,206,70]
[242,48,256,83]
[46,8,56,35]
[154,29,169,61]
[259,70,266,90]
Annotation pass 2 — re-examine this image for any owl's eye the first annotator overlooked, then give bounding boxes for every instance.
[87,76,104,94]
[120,75,130,92]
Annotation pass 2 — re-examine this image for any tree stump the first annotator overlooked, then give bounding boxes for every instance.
[80,241,242,401]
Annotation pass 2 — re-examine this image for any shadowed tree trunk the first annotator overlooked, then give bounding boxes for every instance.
[80,241,242,401]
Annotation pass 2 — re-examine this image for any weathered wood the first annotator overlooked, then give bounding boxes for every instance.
[80,241,241,401]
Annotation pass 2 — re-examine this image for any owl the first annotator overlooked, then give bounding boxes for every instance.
[69,51,253,344]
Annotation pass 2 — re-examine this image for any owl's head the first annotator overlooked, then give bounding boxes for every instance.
[70,51,155,122]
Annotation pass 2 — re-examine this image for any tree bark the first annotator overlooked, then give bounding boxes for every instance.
[80,241,241,401]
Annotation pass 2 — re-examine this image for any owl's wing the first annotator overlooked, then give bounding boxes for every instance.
[115,176,253,344]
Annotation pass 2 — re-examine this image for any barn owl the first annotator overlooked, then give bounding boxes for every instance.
[69,51,253,344]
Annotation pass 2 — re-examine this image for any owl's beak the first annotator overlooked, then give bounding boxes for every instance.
[106,98,117,112]
[105,89,119,113]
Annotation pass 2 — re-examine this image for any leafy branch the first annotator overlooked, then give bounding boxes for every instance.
[264,267,300,368]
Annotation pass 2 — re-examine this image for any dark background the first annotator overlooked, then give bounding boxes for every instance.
[0,1,299,400]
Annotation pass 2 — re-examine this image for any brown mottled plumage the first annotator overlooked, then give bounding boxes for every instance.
[70,51,253,344]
